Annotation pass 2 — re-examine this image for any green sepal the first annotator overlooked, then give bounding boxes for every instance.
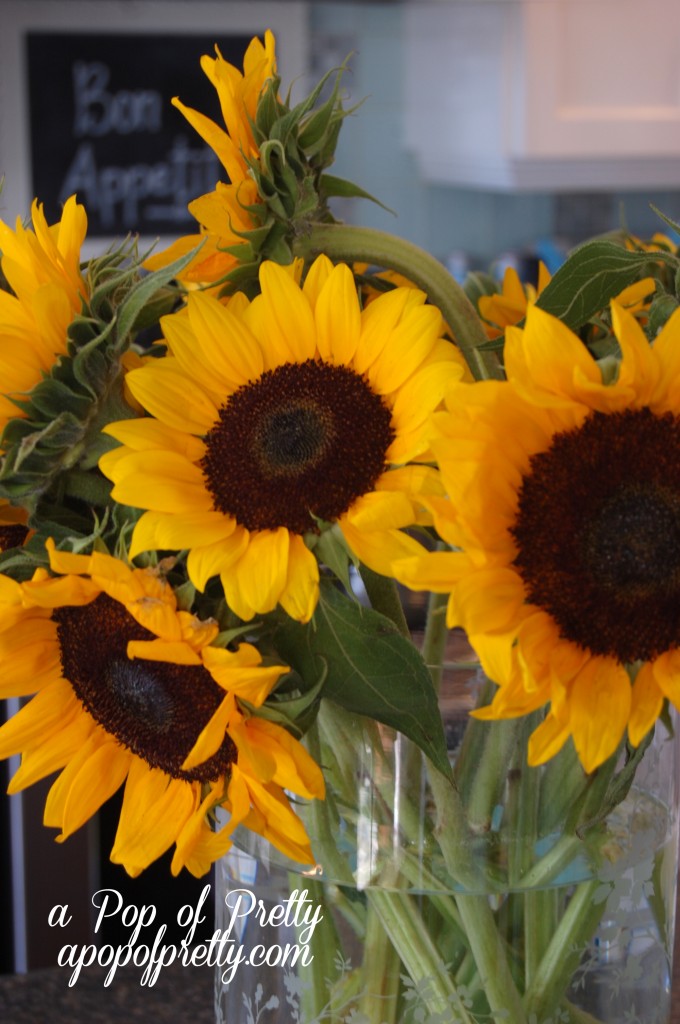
[308,524,356,597]
[319,174,394,214]
[114,245,202,343]
[267,579,451,778]
[241,668,326,738]
[463,270,501,307]
[211,624,263,648]
[575,729,655,838]
[647,291,679,336]
[649,203,680,239]
[536,240,679,330]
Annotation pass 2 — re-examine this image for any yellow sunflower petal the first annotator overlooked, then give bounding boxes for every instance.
[103,417,207,461]
[611,300,660,406]
[110,451,212,514]
[44,730,105,829]
[111,763,196,876]
[527,712,571,767]
[186,528,249,592]
[127,639,202,665]
[368,304,445,395]
[569,658,631,773]
[201,646,285,705]
[220,528,290,620]
[302,252,334,307]
[344,490,417,532]
[59,740,131,839]
[505,305,602,406]
[279,534,320,624]
[314,262,361,364]
[0,678,77,758]
[257,261,316,364]
[340,519,427,579]
[181,693,236,771]
[172,98,244,181]
[0,648,64,699]
[240,778,315,863]
[650,649,680,708]
[453,567,526,636]
[128,509,234,560]
[228,716,279,781]
[184,291,264,385]
[123,360,219,434]
[355,287,420,375]
[650,306,680,414]
[171,782,234,878]
[246,717,325,799]
[8,711,94,792]
[629,663,664,748]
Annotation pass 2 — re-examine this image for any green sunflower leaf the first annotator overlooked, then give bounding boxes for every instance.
[269,579,451,778]
[536,240,679,330]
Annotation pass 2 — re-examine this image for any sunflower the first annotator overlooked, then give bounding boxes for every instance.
[99,255,465,623]
[0,540,324,877]
[144,32,276,288]
[396,301,680,773]
[0,196,88,432]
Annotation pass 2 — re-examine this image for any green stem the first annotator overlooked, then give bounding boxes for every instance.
[62,468,113,508]
[294,222,500,381]
[454,893,529,1024]
[420,589,449,694]
[295,876,346,1022]
[538,740,588,836]
[465,717,520,835]
[356,901,402,1024]
[518,833,584,890]
[367,886,477,1024]
[523,878,604,1021]
[306,720,360,889]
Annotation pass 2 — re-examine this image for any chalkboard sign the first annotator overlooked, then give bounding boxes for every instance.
[26,32,253,237]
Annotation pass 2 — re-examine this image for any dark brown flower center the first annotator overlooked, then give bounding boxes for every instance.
[53,593,236,782]
[199,359,395,534]
[0,524,28,551]
[511,407,680,663]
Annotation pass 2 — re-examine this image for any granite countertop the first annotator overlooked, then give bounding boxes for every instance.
[0,961,214,1023]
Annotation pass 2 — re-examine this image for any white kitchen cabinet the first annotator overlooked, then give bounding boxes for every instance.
[403,0,680,190]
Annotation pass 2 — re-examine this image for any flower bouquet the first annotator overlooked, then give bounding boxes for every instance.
[1,29,679,1024]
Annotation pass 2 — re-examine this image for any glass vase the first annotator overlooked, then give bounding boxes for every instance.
[214,675,680,1024]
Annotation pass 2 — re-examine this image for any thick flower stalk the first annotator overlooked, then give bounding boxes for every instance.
[0,540,324,877]
[99,255,466,623]
[397,299,680,772]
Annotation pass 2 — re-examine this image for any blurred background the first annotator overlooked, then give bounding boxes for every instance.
[1,0,680,975]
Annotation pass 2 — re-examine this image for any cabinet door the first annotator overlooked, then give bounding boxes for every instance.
[404,0,680,191]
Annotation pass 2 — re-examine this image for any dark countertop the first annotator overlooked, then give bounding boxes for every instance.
[0,962,214,1024]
